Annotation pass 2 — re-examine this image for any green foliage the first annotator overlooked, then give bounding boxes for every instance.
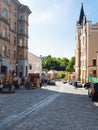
[42,55,60,70]
[57,72,66,79]
[66,56,75,73]
[42,55,75,73]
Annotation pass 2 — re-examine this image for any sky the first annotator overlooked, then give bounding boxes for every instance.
[18,0,98,59]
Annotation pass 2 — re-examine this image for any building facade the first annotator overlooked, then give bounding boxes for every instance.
[28,52,42,75]
[0,0,31,77]
[75,3,98,83]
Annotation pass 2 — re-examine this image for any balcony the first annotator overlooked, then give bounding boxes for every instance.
[0,34,10,42]
[0,16,10,25]
[18,19,28,25]
[9,27,17,34]
[18,32,28,38]
[18,46,28,49]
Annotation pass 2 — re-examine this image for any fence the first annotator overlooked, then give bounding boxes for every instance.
[88,76,98,83]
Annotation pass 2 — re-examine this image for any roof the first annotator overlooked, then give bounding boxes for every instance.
[19,4,32,14]
[78,3,86,25]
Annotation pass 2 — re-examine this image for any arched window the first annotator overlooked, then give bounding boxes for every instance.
[2,8,8,18]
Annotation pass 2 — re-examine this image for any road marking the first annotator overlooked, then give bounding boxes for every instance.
[0,93,60,129]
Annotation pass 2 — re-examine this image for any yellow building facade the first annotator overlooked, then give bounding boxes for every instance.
[75,3,98,84]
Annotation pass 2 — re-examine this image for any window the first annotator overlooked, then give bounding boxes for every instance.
[26,40,28,48]
[2,27,7,37]
[9,18,11,24]
[19,39,23,46]
[19,66,23,77]
[29,64,32,70]
[19,13,23,20]
[14,51,16,59]
[26,66,27,77]
[9,34,10,43]
[93,70,96,77]
[14,37,16,45]
[26,27,28,34]
[14,22,16,31]
[25,14,28,21]
[14,9,16,16]
[26,53,28,59]
[20,54,22,59]
[8,49,10,57]
[19,25,23,33]
[93,59,96,66]
[2,8,8,18]
[2,46,6,56]
[20,54,23,59]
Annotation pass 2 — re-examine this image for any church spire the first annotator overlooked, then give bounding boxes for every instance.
[78,3,85,25]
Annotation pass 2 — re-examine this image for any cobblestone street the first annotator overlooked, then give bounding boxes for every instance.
[0,82,98,130]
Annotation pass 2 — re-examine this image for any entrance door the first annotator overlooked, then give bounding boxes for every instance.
[1,66,7,75]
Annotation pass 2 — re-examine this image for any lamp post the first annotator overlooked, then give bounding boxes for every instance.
[16,62,18,77]
[0,54,2,75]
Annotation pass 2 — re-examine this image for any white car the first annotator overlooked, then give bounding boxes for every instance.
[77,81,82,87]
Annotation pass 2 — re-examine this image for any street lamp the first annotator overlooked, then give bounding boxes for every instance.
[16,62,18,76]
[0,54,2,75]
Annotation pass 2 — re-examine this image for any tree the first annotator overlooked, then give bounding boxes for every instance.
[42,55,75,73]
[57,72,66,79]
[42,55,60,70]
[66,57,75,73]
[59,58,69,71]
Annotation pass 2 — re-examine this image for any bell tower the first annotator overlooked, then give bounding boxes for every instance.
[75,3,86,81]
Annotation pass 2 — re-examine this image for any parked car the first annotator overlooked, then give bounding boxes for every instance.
[88,83,98,101]
[68,80,74,85]
[72,81,82,88]
[72,81,76,86]
[76,81,82,88]
[84,82,91,89]
[48,79,56,85]
[62,80,67,84]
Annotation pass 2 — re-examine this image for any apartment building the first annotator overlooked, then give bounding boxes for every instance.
[75,3,98,83]
[0,0,31,77]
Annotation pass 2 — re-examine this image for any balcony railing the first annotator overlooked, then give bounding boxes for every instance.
[0,16,10,25]
[18,19,28,25]
[18,32,28,38]
[18,46,28,49]
[0,34,10,42]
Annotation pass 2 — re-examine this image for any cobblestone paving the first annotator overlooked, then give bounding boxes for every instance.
[0,82,98,130]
